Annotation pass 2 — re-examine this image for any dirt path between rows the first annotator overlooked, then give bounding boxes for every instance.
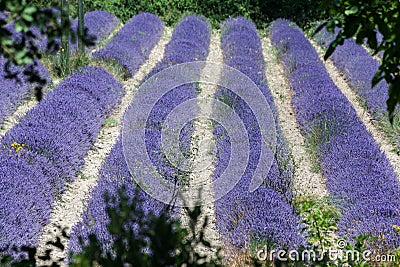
[262,37,328,198]
[0,95,39,138]
[35,27,172,266]
[179,30,223,259]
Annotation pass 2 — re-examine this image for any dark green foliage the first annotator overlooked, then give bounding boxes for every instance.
[28,0,76,17]
[295,197,378,267]
[60,0,70,75]
[0,0,95,99]
[0,187,224,266]
[295,196,341,265]
[316,0,400,122]
[71,187,224,267]
[77,0,84,54]
[83,0,325,29]
[0,0,61,97]
[28,1,60,10]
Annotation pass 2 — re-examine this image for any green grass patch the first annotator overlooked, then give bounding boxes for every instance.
[304,117,341,173]
[102,117,119,128]
[41,51,91,79]
[376,111,400,154]
[354,93,400,154]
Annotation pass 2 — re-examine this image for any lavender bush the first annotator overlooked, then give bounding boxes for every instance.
[32,9,118,54]
[215,17,304,250]
[314,27,393,119]
[0,56,50,124]
[93,12,164,77]
[68,140,167,255]
[68,15,211,255]
[30,8,61,53]
[0,66,123,253]
[0,149,57,255]
[271,19,400,249]
[70,10,120,53]
[0,17,51,121]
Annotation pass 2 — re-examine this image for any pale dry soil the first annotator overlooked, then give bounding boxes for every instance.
[179,30,223,260]
[262,37,328,198]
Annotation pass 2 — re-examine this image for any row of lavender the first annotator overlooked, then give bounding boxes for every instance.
[314,27,393,119]
[0,66,123,253]
[70,10,120,52]
[213,17,303,249]
[93,12,164,77]
[270,19,400,248]
[68,15,211,254]
[144,15,210,185]
[33,9,120,53]
[0,58,49,123]
[0,13,164,254]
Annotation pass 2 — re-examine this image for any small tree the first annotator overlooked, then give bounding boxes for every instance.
[60,0,70,75]
[77,0,84,54]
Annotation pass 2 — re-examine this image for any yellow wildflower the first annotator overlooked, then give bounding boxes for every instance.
[11,142,25,153]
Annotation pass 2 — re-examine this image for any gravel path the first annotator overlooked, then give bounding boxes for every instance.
[179,31,223,259]
[262,37,328,198]
[310,39,400,181]
[90,22,123,54]
[35,27,172,265]
[0,95,38,138]
[361,43,382,63]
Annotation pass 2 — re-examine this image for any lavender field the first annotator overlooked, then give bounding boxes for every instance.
[0,9,399,267]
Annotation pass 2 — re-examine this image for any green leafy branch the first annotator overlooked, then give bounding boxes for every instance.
[316,0,400,122]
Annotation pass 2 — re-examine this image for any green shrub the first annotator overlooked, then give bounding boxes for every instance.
[0,187,224,266]
[30,0,326,29]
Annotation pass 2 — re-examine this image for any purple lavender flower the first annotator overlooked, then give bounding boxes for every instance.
[0,56,50,123]
[314,27,392,118]
[0,150,57,254]
[143,15,210,183]
[68,140,167,255]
